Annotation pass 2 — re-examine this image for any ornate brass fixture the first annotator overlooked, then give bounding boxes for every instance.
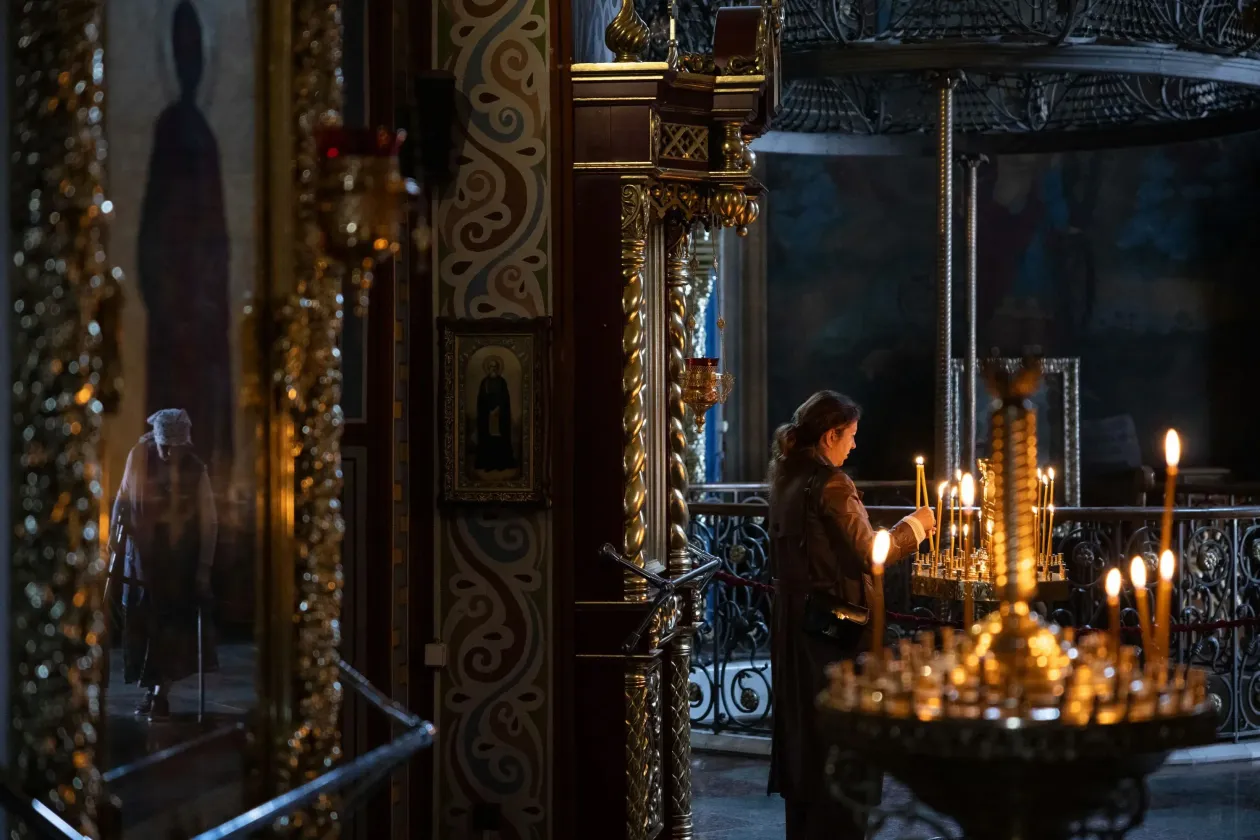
[314,126,406,316]
[607,0,651,62]
[682,318,734,433]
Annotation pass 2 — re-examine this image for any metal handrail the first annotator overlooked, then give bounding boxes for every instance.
[0,771,86,840]
[1,659,433,840]
[101,723,246,784]
[189,723,434,840]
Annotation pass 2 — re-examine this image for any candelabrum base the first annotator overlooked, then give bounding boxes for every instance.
[820,707,1216,840]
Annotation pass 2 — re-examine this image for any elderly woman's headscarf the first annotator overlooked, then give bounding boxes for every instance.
[147,409,193,447]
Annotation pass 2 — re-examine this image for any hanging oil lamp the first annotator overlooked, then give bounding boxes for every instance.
[682,316,735,432]
[314,126,407,316]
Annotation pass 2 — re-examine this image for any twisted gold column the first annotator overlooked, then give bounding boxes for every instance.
[621,182,652,601]
[665,221,693,581]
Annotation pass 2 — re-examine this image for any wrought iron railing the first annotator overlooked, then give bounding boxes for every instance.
[686,488,1260,741]
[0,660,434,840]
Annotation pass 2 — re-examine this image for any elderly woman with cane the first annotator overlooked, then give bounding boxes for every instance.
[108,409,218,720]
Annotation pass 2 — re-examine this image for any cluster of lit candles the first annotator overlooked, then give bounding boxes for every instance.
[835,429,1195,725]
[822,621,1208,725]
[912,457,1065,629]
[912,457,988,573]
[1102,429,1182,667]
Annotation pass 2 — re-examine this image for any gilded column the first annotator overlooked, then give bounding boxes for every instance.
[621,182,652,601]
[625,663,652,840]
[279,1,346,832]
[665,219,693,581]
[9,2,115,834]
[664,218,695,838]
[667,631,695,839]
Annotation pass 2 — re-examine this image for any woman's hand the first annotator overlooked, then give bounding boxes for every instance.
[910,505,936,535]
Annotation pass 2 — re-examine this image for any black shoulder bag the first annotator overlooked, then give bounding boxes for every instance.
[800,470,870,648]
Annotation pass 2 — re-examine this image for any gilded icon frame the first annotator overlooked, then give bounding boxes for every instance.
[438,317,551,505]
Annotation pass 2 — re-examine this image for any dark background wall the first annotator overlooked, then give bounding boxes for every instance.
[764,136,1258,483]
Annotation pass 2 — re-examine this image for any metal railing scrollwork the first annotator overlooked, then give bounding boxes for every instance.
[686,485,1260,741]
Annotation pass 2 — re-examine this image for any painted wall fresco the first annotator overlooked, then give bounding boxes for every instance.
[765,135,1259,483]
[433,0,552,838]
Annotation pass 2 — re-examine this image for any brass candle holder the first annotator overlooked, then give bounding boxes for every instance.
[315,126,407,316]
[683,317,734,431]
[820,357,1215,840]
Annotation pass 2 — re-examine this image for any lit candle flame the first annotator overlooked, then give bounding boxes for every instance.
[1165,430,1181,468]
[937,481,948,501]
[1130,556,1147,589]
[960,473,975,507]
[1159,549,1175,581]
[872,529,891,570]
[955,469,962,482]
[1047,467,1055,481]
[915,455,924,466]
[1105,568,1122,598]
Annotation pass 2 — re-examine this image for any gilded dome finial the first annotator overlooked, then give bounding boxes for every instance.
[605,0,650,62]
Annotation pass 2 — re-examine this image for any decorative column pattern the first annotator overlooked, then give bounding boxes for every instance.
[9,3,115,834]
[279,1,346,831]
[935,74,958,478]
[664,217,695,838]
[622,182,652,601]
[625,662,652,840]
[665,219,693,580]
[667,630,695,839]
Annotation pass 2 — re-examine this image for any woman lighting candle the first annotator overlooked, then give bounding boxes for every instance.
[1161,430,1180,557]
[1130,556,1153,656]
[1105,568,1122,657]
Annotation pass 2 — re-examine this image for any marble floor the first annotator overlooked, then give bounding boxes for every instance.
[102,642,256,838]
[693,752,1260,840]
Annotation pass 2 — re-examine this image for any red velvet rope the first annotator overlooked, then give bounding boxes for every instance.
[711,570,1260,634]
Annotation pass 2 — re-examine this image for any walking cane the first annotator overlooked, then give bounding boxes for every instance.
[197,606,205,724]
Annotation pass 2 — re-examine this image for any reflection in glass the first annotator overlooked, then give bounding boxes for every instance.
[102,0,260,832]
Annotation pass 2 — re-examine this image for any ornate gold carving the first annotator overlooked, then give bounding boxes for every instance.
[626,662,651,840]
[710,184,760,236]
[606,0,650,62]
[276,0,347,830]
[678,52,717,74]
[10,2,114,832]
[668,631,696,839]
[660,124,710,164]
[650,181,707,222]
[621,181,652,601]
[665,222,693,584]
[720,122,753,173]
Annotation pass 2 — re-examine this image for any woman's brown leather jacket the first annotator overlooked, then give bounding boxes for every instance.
[769,454,921,608]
